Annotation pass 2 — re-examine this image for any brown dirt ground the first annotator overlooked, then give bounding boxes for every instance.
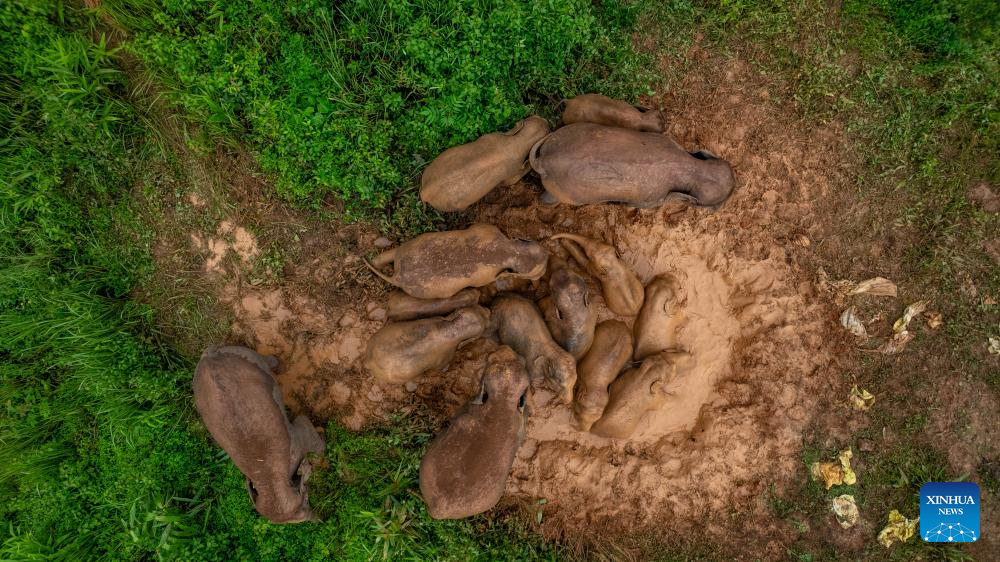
[142,45,996,560]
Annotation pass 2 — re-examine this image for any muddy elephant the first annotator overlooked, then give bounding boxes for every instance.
[562,94,665,133]
[419,346,529,519]
[364,223,548,299]
[573,320,634,432]
[633,274,685,360]
[193,346,324,523]
[552,233,644,317]
[420,116,550,211]
[538,256,597,359]
[364,306,490,384]
[529,123,735,208]
[386,288,481,322]
[590,351,693,440]
[490,293,577,403]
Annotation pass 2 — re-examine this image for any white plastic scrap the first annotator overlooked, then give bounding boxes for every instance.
[832,494,859,529]
[840,306,868,341]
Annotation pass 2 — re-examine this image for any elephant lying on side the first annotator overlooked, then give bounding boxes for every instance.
[364,223,548,299]
[530,123,736,209]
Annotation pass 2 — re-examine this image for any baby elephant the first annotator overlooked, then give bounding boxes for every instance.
[193,346,324,523]
[419,346,529,519]
[553,233,644,317]
[490,293,577,403]
[365,223,548,300]
[573,320,633,432]
[530,123,735,209]
[562,94,665,133]
[538,256,597,359]
[633,274,685,360]
[420,116,550,211]
[364,306,490,384]
[590,351,693,440]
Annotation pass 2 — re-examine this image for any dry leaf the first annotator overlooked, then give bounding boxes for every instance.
[811,461,843,489]
[925,311,943,329]
[850,277,897,297]
[810,449,856,489]
[878,510,919,547]
[893,301,929,333]
[989,337,1000,356]
[840,306,868,341]
[831,279,856,295]
[832,494,859,529]
[849,385,875,411]
[879,330,915,354]
[985,295,997,306]
[838,449,857,485]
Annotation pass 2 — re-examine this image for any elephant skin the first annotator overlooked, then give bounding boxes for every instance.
[590,351,692,440]
[193,346,324,523]
[364,223,548,299]
[563,94,665,133]
[420,116,550,211]
[364,306,490,384]
[573,320,633,432]
[552,233,644,316]
[489,293,577,403]
[529,123,735,209]
[538,256,597,359]
[419,346,529,519]
[386,288,481,322]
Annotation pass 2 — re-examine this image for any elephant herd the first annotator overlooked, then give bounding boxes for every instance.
[192,94,735,523]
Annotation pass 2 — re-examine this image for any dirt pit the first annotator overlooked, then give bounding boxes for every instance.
[471,185,839,538]
[166,54,856,552]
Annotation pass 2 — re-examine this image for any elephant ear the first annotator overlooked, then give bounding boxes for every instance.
[503,117,527,136]
[531,355,552,384]
[471,376,488,405]
[245,477,259,505]
[648,378,667,398]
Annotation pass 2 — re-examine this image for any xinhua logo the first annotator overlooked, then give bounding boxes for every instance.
[920,482,980,543]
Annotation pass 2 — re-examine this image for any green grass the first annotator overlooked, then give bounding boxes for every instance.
[2,0,998,560]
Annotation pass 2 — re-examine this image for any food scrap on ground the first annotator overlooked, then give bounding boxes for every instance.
[893,300,929,333]
[849,277,897,297]
[831,494,859,529]
[989,336,1000,356]
[877,330,916,355]
[840,306,869,341]
[925,311,943,329]
[810,448,857,489]
[877,510,919,548]
[848,385,875,411]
